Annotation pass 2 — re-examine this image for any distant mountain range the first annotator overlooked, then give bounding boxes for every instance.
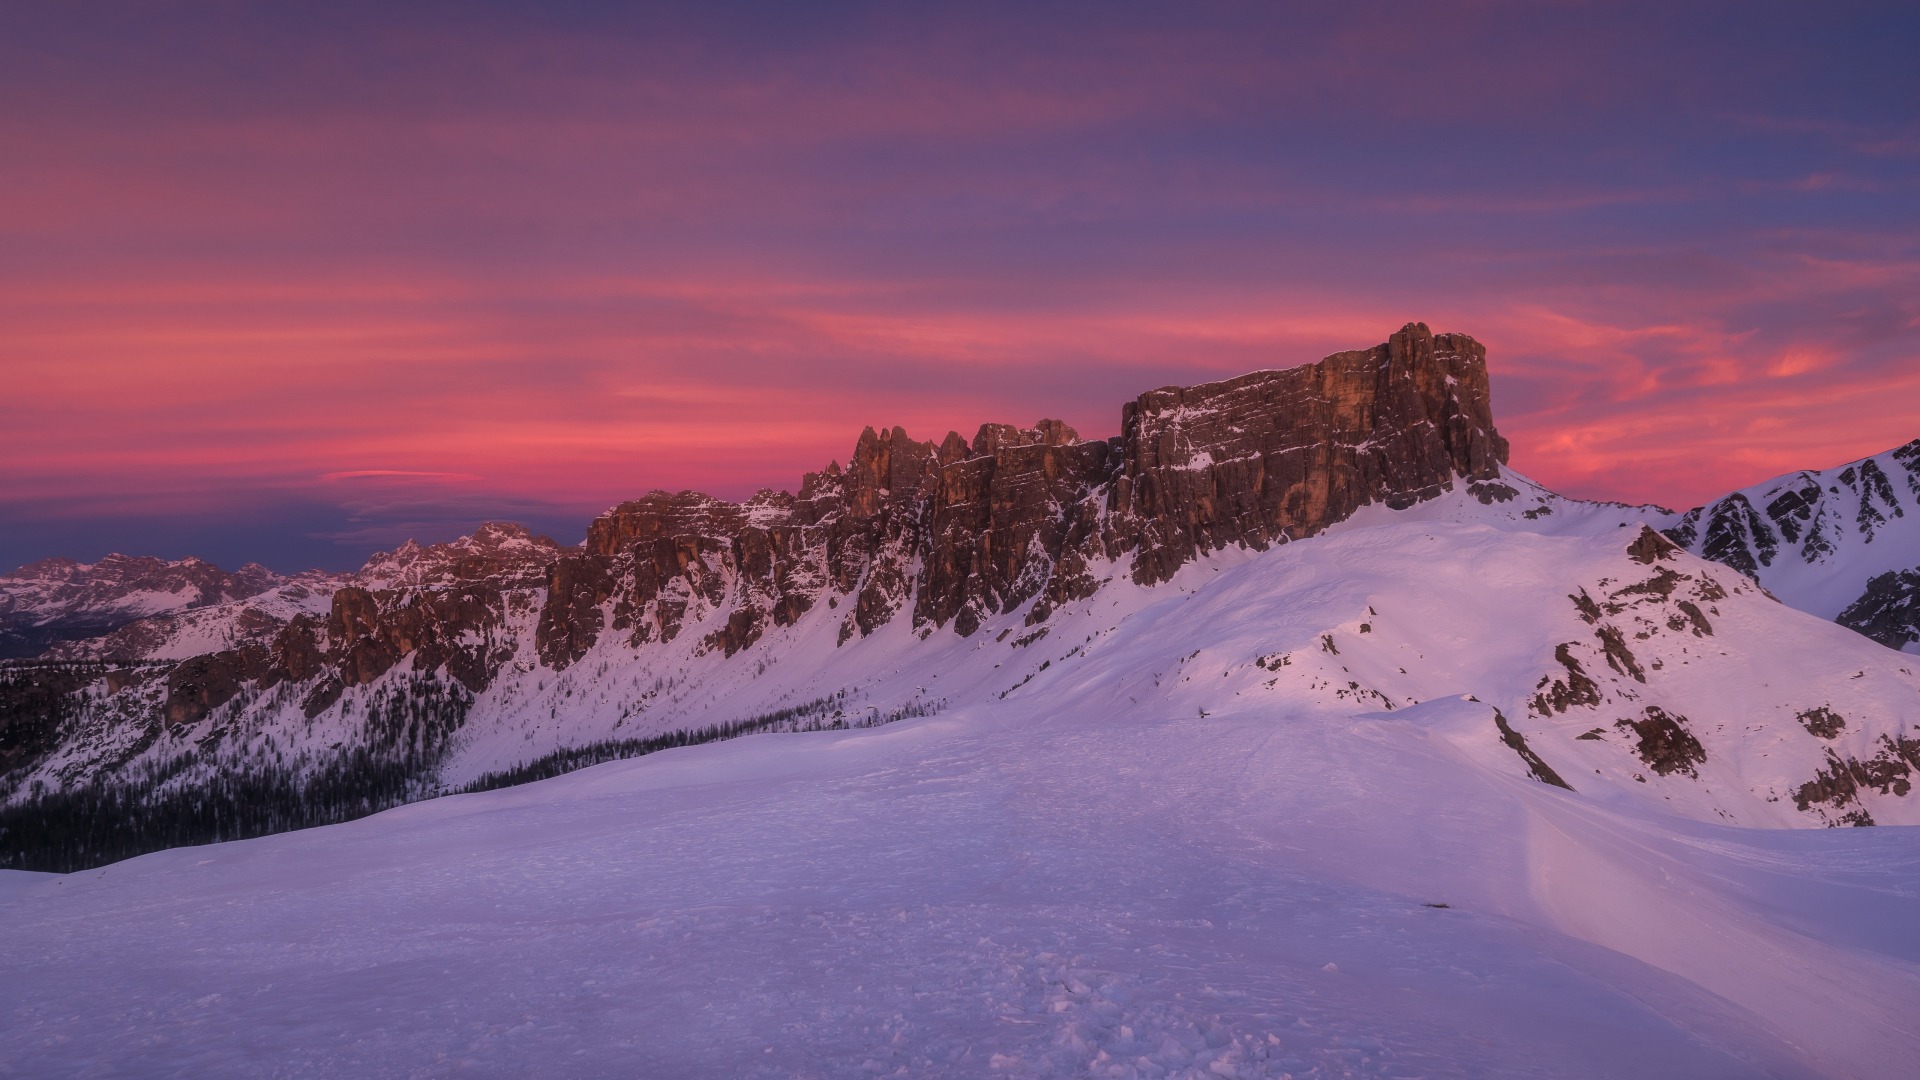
[0,554,313,659]
[3,323,1917,873]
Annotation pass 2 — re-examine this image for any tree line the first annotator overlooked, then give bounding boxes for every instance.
[0,674,472,873]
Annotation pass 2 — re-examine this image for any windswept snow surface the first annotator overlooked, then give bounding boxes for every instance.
[7,505,1920,1077]
[6,697,1919,1078]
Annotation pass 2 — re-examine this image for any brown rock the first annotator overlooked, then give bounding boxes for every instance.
[1626,525,1680,565]
[537,555,614,670]
[163,645,270,728]
[1112,322,1507,583]
[329,587,401,686]
[261,615,325,687]
[554,322,1513,659]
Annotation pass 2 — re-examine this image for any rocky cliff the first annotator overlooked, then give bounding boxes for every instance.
[140,321,1503,700]
[544,321,1507,666]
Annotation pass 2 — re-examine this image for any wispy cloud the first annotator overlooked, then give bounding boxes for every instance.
[319,470,484,483]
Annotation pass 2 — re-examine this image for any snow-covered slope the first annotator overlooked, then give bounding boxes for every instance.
[23,489,1920,841]
[440,496,1920,829]
[5,628,1917,1078]
[1667,438,1920,652]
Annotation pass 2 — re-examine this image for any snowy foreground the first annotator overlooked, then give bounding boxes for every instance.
[7,511,1920,1078]
[6,698,1920,1078]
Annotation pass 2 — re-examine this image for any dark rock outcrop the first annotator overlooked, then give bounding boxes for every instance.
[537,555,616,669]
[1493,708,1574,790]
[164,646,270,728]
[1838,570,1920,651]
[0,665,92,773]
[1113,326,1507,583]
[1530,643,1602,716]
[1669,493,1776,579]
[1618,707,1707,777]
[318,582,513,694]
[1794,734,1920,823]
[559,321,1509,658]
[130,532,538,728]
[1797,706,1847,739]
[1626,525,1679,565]
[264,616,326,687]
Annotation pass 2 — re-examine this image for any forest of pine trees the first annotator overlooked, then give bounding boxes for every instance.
[0,672,472,873]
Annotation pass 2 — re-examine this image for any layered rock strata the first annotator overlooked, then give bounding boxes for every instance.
[541,321,1508,665]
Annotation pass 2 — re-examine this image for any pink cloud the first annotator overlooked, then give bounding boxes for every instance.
[3,3,1917,571]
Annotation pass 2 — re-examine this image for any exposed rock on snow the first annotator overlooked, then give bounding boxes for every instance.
[1838,568,1920,650]
[1116,325,1507,584]
[571,320,1506,661]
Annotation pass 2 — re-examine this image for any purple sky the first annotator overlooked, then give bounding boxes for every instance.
[3,2,1918,571]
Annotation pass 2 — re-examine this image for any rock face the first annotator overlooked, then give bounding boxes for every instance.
[1839,570,1920,651]
[551,322,1508,664]
[1114,328,1508,584]
[287,529,566,706]
[32,322,1507,683]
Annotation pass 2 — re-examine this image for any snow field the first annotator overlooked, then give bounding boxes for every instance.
[3,697,1881,1078]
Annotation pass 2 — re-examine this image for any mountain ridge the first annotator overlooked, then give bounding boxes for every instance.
[1663,436,1920,652]
[0,554,307,659]
[5,323,1920,875]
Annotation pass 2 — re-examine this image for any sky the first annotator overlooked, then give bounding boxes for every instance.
[4,1,1918,572]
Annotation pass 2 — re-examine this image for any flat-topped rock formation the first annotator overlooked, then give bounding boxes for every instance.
[537,321,1507,666]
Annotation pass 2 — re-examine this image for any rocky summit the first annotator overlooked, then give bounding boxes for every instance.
[258,320,1508,700]
[551,321,1506,665]
[0,322,1512,830]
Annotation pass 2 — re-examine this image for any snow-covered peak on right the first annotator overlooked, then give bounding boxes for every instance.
[1324,437,1920,656]
[1663,439,1920,651]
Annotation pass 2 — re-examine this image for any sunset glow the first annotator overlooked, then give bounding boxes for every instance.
[4,2,1917,570]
